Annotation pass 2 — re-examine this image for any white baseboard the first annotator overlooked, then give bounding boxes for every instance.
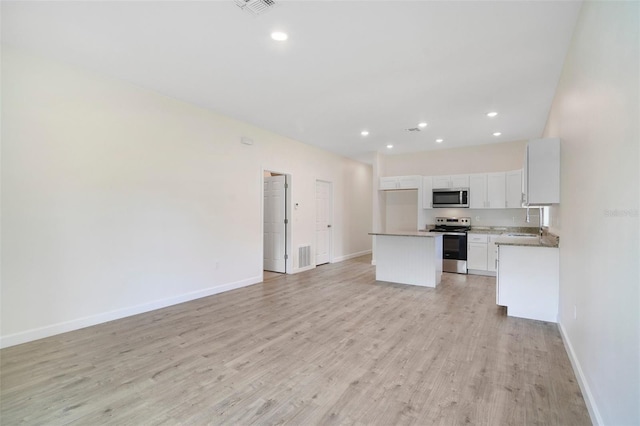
[558,321,602,426]
[467,269,497,277]
[291,265,315,274]
[332,249,372,263]
[290,250,373,274]
[0,275,262,349]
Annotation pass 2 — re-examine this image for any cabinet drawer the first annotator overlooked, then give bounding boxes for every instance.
[467,233,488,243]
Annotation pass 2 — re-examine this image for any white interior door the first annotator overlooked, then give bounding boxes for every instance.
[315,180,332,265]
[264,175,286,273]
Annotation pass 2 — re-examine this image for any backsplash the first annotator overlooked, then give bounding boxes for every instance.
[384,191,544,232]
[421,208,541,229]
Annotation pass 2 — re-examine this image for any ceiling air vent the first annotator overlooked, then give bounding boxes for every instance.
[406,127,422,132]
[234,0,277,16]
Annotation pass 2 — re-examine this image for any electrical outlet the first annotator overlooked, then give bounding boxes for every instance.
[475,216,480,221]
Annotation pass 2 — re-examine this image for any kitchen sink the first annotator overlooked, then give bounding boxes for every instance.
[505,233,537,237]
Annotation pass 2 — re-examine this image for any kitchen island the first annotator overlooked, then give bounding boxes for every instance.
[369,232,443,288]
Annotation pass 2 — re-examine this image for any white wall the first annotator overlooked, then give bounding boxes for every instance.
[1,47,373,347]
[542,2,639,425]
[385,190,418,232]
[382,140,527,176]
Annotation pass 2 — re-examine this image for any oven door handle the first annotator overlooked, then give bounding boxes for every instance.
[440,232,467,236]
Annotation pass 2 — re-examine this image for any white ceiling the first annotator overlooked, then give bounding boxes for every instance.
[2,1,582,163]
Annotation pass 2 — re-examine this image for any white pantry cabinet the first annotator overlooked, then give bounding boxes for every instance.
[379,175,421,191]
[422,176,433,208]
[432,174,469,189]
[506,170,524,208]
[524,138,560,205]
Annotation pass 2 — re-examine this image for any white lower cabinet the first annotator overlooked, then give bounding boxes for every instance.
[467,233,493,275]
[496,245,559,322]
[487,236,498,272]
[468,243,488,270]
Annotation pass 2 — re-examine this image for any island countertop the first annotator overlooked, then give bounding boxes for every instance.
[369,231,442,238]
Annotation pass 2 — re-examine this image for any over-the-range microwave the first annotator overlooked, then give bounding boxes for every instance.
[432,188,469,208]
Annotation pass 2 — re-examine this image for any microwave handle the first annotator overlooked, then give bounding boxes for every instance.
[459,191,463,204]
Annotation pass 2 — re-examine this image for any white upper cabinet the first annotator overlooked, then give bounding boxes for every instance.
[432,176,451,189]
[506,169,524,208]
[451,174,470,188]
[379,175,421,191]
[422,176,433,209]
[379,177,398,190]
[469,174,487,209]
[524,138,560,205]
[398,175,421,189]
[432,174,469,189]
[486,172,506,208]
[468,172,506,208]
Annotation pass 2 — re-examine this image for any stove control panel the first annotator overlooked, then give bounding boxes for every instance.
[435,217,471,226]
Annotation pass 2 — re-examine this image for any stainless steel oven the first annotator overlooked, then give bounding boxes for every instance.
[429,217,470,274]
[442,233,468,274]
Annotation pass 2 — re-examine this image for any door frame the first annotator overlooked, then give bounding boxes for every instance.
[315,178,333,266]
[261,167,292,274]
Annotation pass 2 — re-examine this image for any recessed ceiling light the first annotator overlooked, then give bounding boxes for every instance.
[487,112,498,118]
[361,130,369,136]
[418,122,428,128]
[386,144,394,149]
[435,139,444,143]
[271,31,288,41]
[493,132,502,136]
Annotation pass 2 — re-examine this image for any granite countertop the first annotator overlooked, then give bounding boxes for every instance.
[369,231,442,238]
[468,226,539,235]
[421,225,559,247]
[495,235,559,248]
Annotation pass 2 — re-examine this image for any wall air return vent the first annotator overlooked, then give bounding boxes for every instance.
[298,245,311,268]
[234,0,277,16]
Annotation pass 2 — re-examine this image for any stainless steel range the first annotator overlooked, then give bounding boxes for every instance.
[429,217,470,274]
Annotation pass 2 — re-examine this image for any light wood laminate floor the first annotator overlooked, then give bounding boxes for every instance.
[1,255,590,425]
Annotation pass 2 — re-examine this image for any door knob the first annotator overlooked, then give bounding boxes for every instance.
[327,225,332,228]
